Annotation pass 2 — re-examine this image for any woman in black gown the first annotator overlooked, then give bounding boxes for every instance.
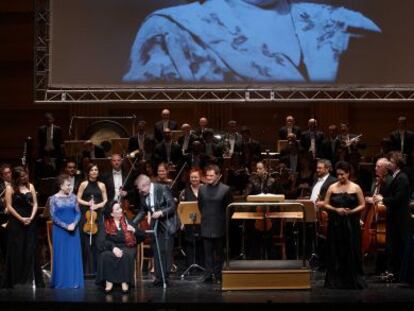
[96,201,144,293]
[323,161,366,289]
[2,166,44,288]
[77,163,108,276]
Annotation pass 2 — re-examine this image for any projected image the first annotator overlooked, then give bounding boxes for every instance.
[49,0,414,86]
[123,0,380,83]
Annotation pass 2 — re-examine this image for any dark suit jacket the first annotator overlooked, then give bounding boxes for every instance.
[154,120,178,142]
[312,175,337,201]
[198,182,232,238]
[300,130,324,158]
[81,145,106,159]
[389,130,414,156]
[133,183,177,235]
[102,170,134,202]
[321,137,341,163]
[37,125,63,158]
[153,141,183,166]
[177,133,198,155]
[382,171,412,241]
[278,126,301,140]
[128,134,155,153]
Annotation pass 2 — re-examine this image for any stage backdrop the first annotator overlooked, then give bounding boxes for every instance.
[49,0,414,87]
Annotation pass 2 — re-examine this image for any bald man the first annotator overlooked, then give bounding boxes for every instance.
[300,118,324,159]
[154,109,177,142]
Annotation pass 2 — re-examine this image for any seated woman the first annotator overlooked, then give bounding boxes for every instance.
[96,201,144,293]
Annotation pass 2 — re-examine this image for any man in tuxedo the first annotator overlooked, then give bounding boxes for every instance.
[154,109,177,143]
[134,174,178,287]
[128,120,154,155]
[102,154,133,202]
[310,159,337,207]
[278,115,301,140]
[153,128,183,168]
[300,118,324,160]
[279,133,302,174]
[198,165,232,284]
[240,126,261,171]
[63,160,82,194]
[222,120,242,158]
[194,117,209,138]
[321,124,340,164]
[177,123,198,156]
[37,113,63,168]
[389,116,414,163]
[374,151,411,282]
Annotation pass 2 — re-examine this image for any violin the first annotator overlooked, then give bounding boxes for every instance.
[83,195,98,245]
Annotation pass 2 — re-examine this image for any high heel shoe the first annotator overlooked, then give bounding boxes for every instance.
[121,283,129,294]
[104,281,113,294]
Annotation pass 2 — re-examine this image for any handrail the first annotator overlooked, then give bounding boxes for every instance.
[225,202,307,268]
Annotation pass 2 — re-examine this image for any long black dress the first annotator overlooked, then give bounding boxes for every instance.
[2,192,43,288]
[325,192,366,289]
[96,223,137,286]
[80,181,103,276]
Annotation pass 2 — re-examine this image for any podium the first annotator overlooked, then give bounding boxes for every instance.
[177,201,205,278]
[223,201,311,290]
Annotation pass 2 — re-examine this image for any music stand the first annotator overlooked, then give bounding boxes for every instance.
[110,138,129,155]
[177,201,205,279]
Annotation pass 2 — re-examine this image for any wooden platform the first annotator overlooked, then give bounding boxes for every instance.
[222,260,311,291]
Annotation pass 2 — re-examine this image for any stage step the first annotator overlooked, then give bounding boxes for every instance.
[222,260,311,291]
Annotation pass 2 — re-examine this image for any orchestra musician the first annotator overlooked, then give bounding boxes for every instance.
[63,159,82,195]
[154,109,177,143]
[153,128,183,169]
[300,118,324,160]
[37,113,63,170]
[389,116,414,164]
[321,124,340,165]
[77,163,108,276]
[278,115,301,140]
[128,120,155,158]
[177,123,198,156]
[194,117,210,138]
[374,152,411,282]
[102,154,133,203]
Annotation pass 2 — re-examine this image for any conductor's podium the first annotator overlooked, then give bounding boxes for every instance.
[222,194,312,290]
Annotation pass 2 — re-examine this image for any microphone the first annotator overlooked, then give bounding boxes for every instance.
[129,149,140,158]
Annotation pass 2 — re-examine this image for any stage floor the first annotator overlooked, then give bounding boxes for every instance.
[0,272,414,311]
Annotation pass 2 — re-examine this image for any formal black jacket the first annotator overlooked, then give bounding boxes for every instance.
[153,141,183,166]
[312,174,337,201]
[102,170,134,202]
[382,171,412,241]
[177,133,199,155]
[154,120,177,142]
[133,183,177,235]
[320,137,341,163]
[127,134,155,153]
[37,124,63,158]
[389,130,414,156]
[198,182,232,238]
[300,130,324,158]
[278,126,301,140]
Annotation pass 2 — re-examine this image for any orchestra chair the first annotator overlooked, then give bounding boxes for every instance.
[136,217,154,277]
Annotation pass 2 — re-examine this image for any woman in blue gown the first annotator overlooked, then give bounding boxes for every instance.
[50,174,84,288]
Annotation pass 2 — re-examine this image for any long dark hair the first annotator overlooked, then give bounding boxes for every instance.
[11,166,29,193]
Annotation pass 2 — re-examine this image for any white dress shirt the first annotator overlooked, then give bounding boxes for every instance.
[310,173,329,203]
[112,169,123,200]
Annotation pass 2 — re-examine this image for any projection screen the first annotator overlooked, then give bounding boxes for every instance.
[49,0,414,88]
